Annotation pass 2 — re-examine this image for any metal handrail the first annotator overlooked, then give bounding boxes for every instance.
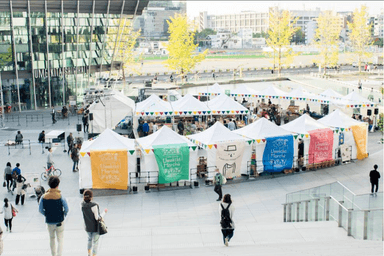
[336,181,357,196]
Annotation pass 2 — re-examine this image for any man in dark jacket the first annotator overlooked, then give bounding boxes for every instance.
[71,144,80,172]
[82,114,89,133]
[38,130,45,143]
[15,131,23,144]
[39,176,69,256]
[67,133,74,155]
[177,120,184,135]
[370,164,381,195]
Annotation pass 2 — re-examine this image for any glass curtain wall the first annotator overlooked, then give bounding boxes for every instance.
[1,4,126,109]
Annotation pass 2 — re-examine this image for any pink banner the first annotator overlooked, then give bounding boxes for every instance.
[308,129,334,164]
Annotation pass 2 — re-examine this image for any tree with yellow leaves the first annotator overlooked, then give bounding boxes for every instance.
[164,14,208,76]
[314,11,342,74]
[348,5,373,73]
[266,8,298,77]
[108,18,142,79]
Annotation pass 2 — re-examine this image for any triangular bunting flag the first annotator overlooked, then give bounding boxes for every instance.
[248,140,252,145]
[145,149,151,154]
[301,134,304,138]
[262,139,266,143]
[191,146,197,151]
[80,152,86,157]
[293,135,298,139]
[208,145,213,149]
[214,144,217,149]
[305,134,309,138]
[87,152,90,156]
[129,150,135,155]
[256,139,261,143]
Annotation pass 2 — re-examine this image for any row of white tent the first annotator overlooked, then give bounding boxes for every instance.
[79,109,367,190]
[88,85,375,133]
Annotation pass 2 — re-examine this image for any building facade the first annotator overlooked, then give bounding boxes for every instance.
[0,0,148,111]
[133,0,186,40]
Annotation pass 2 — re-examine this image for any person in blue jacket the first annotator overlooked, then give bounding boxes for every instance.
[39,176,69,256]
[142,121,149,136]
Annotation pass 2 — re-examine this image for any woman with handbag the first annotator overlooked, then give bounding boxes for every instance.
[81,190,107,256]
[3,162,12,192]
[219,194,235,247]
[15,175,27,205]
[0,198,17,232]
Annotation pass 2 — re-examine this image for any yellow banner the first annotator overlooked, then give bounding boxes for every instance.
[90,150,128,190]
[351,124,368,160]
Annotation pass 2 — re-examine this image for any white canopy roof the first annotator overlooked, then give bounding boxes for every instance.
[171,94,210,115]
[45,130,65,139]
[230,84,259,96]
[288,87,317,100]
[207,94,248,113]
[80,129,135,152]
[341,91,374,104]
[258,85,287,97]
[188,122,246,145]
[318,109,364,128]
[281,114,330,134]
[198,82,224,95]
[88,90,135,133]
[234,117,293,139]
[136,126,195,148]
[319,89,344,99]
[135,94,173,116]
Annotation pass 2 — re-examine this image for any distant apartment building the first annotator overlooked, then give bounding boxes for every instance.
[194,11,269,33]
[133,0,186,40]
[305,20,318,45]
[290,8,321,32]
[374,10,383,38]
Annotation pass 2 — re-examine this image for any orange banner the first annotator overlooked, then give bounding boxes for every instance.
[90,150,128,190]
[351,124,368,160]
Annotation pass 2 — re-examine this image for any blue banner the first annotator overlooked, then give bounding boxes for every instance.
[263,135,294,172]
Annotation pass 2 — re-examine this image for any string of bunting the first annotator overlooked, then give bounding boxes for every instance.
[346,104,375,108]
[140,145,198,154]
[79,150,136,157]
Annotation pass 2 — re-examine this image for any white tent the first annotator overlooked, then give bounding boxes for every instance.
[230,84,259,97]
[207,94,249,114]
[171,94,211,115]
[234,118,294,172]
[79,129,137,190]
[88,90,135,133]
[136,126,198,184]
[320,89,344,99]
[258,85,287,97]
[197,82,224,96]
[187,122,251,178]
[341,91,375,105]
[318,109,366,159]
[281,114,336,165]
[135,94,173,117]
[288,87,317,100]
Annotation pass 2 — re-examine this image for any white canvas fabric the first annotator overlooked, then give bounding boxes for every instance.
[288,87,317,100]
[188,122,247,144]
[231,84,259,95]
[234,117,292,139]
[135,94,173,114]
[88,90,135,133]
[281,114,330,134]
[258,85,287,97]
[319,89,344,99]
[198,82,225,95]
[318,109,364,128]
[171,94,210,114]
[207,94,248,113]
[341,91,374,104]
[136,126,196,148]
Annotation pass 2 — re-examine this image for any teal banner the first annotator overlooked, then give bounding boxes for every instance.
[153,143,190,184]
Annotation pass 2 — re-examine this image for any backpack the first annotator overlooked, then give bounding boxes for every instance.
[220,203,232,229]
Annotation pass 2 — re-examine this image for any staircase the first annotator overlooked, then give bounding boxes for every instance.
[283,181,383,241]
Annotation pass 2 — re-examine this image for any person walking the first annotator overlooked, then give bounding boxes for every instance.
[219,194,235,247]
[213,168,224,201]
[152,122,158,133]
[71,144,80,172]
[15,175,26,205]
[82,114,89,133]
[227,119,235,131]
[67,133,74,156]
[11,163,21,194]
[3,163,12,192]
[15,131,23,145]
[51,107,56,124]
[177,119,184,135]
[39,176,69,256]
[81,190,108,256]
[142,121,149,137]
[38,130,45,143]
[370,164,381,195]
[47,148,54,175]
[1,198,17,232]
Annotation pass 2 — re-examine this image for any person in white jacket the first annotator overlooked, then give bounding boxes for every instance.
[1,198,17,232]
[219,194,235,246]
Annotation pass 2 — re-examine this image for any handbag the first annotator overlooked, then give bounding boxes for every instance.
[11,205,17,217]
[222,176,227,185]
[2,181,5,187]
[98,218,107,235]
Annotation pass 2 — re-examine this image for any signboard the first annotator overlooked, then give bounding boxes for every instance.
[262,135,294,172]
[90,150,128,190]
[216,141,245,178]
[308,129,334,164]
[153,143,189,184]
[34,66,89,79]
[225,90,231,96]
[23,173,40,196]
[340,144,351,162]
[351,124,368,160]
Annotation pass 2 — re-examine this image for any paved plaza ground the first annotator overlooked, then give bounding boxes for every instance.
[0,111,383,255]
